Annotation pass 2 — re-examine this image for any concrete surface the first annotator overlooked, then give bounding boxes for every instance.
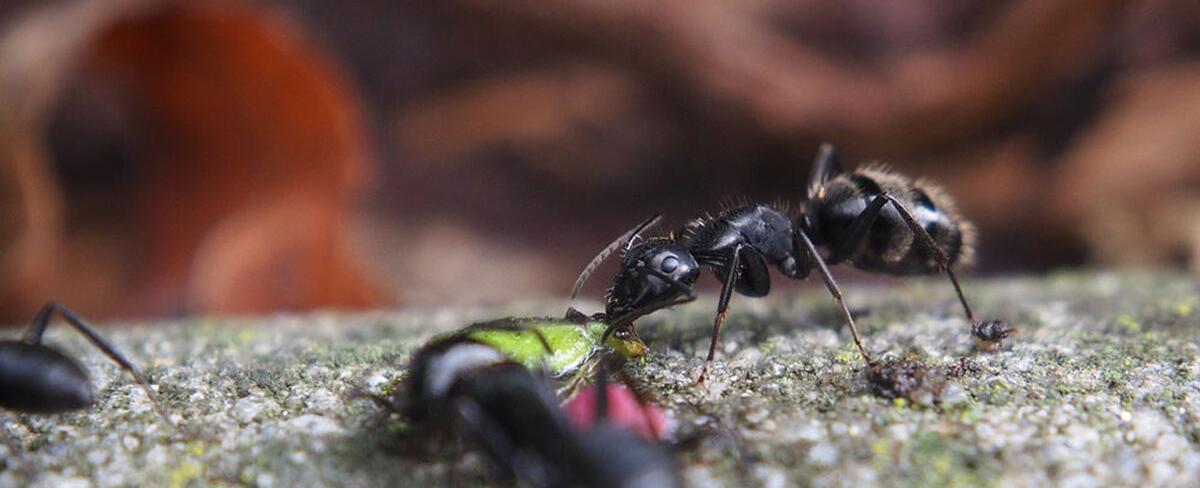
[2,271,1199,487]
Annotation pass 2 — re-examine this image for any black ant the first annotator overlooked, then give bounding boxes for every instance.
[573,143,1007,382]
[372,334,678,487]
[0,302,173,425]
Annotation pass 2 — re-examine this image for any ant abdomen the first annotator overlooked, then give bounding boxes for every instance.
[811,167,975,275]
[0,342,93,413]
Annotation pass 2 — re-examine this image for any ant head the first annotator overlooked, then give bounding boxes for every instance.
[606,239,699,319]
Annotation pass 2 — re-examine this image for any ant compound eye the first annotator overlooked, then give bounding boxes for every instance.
[661,256,679,273]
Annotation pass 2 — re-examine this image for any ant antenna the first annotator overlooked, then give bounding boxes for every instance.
[571,215,662,300]
[25,302,178,430]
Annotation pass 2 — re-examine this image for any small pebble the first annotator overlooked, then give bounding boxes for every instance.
[807,444,839,467]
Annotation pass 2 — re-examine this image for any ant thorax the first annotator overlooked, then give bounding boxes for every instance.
[684,204,797,269]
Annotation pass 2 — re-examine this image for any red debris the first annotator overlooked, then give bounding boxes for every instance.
[564,384,670,441]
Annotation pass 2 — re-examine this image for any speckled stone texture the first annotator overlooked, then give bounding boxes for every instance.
[2,272,1198,487]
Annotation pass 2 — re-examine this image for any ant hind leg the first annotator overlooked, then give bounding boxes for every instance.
[878,195,977,324]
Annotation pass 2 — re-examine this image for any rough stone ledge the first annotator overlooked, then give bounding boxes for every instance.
[2,272,1199,487]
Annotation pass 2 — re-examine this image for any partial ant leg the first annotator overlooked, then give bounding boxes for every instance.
[600,269,697,343]
[698,244,746,384]
[24,303,144,379]
[795,231,876,367]
[355,389,405,414]
[826,193,890,264]
[877,194,977,325]
[594,359,610,420]
[24,302,176,428]
[452,399,527,483]
[642,268,698,302]
[564,307,591,323]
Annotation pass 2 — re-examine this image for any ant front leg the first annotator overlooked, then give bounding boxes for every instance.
[697,244,746,384]
[26,302,176,428]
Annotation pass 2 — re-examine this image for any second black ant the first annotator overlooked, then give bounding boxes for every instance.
[0,302,174,426]
[573,143,1009,382]
[370,334,679,487]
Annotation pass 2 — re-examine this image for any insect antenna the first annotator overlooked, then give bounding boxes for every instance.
[571,215,662,300]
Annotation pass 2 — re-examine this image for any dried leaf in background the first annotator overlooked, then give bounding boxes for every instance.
[0,0,386,322]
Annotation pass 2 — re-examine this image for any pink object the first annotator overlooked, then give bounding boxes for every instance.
[564,384,670,441]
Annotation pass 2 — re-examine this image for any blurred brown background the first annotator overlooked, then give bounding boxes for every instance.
[1,0,1198,323]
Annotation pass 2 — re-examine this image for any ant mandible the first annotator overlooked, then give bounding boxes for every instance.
[573,143,1008,382]
[0,302,173,424]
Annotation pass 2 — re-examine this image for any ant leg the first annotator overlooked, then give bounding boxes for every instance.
[529,328,554,356]
[26,303,145,376]
[453,400,525,482]
[879,195,977,324]
[564,307,591,323]
[601,270,697,343]
[827,193,890,264]
[21,302,57,344]
[642,268,698,301]
[807,143,843,201]
[600,295,696,343]
[796,231,876,367]
[594,358,611,420]
[698,244,745,384]
[28,303,176,429]
[355,390,405,414]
